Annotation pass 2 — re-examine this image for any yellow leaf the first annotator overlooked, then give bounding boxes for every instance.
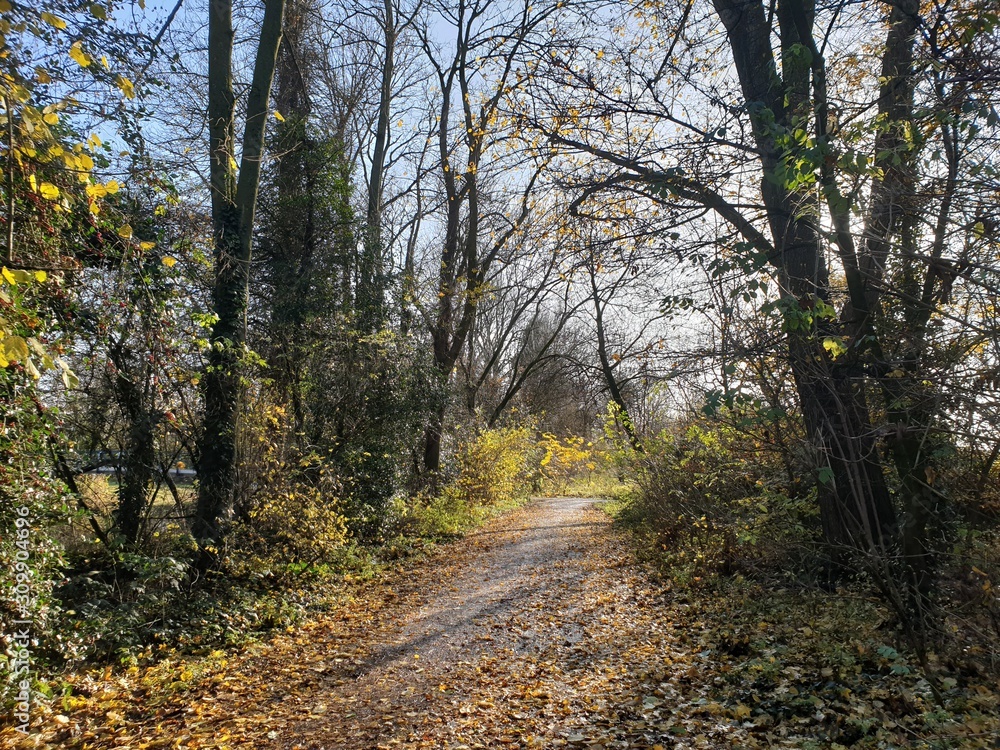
[117,224,133,239]
[11,270,34,285]
[0,1,12,13]
[39,182,60,200]
[104,179,120,194]
[61,362,79,389]
[86,182,107,199]
[116,76,135,99]
[273,110,285,122]
[4,335,29,362]
[34,271,47,282]
[88,133,102,149]
[69,41,91,68]
[596,49,604,59]
[28,174,37,192]
[43,112,59,125]
[16,333,34,355]
[140,241,156,251]
[228,155,238,171]
[78,153,94,171]
[35,67,51,84]
[89,200,100,215]
[40,12,67,29]
[1,267,15,284]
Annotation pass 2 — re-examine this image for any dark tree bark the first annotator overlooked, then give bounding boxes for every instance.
[266,0,318,436]
[711,0,897,552]
[109,339,158,545]
[194,0,287,554]
[357,0,397,332]
[585,254,644,453]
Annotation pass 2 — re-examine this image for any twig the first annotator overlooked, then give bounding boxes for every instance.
[4,94,13,262]
[136,0,186,82]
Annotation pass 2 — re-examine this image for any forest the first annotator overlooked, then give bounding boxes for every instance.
[1,0,999,746]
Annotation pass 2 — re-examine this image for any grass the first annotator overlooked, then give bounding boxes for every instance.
[545,471,637,500]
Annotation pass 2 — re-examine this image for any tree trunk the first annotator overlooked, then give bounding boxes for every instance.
[194,0,286,553]
[268,0,316,436]
[358,0,396,332]
[422,401,446,477]
[588,259,643,453]
[713,0,896,552]
[109,340,157,546]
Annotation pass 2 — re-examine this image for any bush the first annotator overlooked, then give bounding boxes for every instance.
[536,433,595,494]
[228,399,347,576]
[228,471,348,575]
[1,371,73,702]
[410,426,540,538]
[629,415,820,578]
[449,425,539,507]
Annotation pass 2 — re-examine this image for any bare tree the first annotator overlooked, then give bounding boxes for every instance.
[412,0,562,475]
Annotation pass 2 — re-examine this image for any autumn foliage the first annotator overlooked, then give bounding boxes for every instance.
[3,0,1000,743]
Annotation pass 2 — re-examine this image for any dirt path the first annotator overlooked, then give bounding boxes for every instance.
[29,498,736,749]
[282,496,667,749]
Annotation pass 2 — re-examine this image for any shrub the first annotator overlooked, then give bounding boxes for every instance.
[1,372,73,700]
[449,425,539,507]
[229,470,348,575]
[410,425,539,538]
[537,433,595,494]
[227,399,347,575]
[630,415,820,578]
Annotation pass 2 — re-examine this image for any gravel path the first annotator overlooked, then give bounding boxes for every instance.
[277,496,664,749]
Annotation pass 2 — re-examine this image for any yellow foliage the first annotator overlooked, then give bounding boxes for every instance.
[69,40,91,67]
[537,433,592,492]
[448,426,538,508]
[115,75,135,99]
[228,400,347,574]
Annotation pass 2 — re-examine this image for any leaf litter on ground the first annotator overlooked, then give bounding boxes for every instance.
[3,497,998,749]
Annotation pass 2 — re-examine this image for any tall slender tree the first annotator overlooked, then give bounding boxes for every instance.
[194,0,287,554]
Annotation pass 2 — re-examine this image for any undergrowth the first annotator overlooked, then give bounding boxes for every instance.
[604,413,1000,749]
[4,424,544,710]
